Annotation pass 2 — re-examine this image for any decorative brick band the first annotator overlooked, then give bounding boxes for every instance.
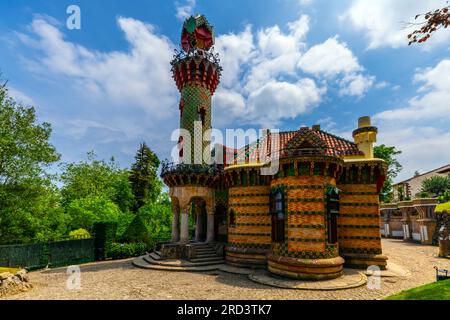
[338,213,380,218]
[340,203,379,207]
[237,213,271,217]
[235,223,271,227]
[229,193,269,198]
[229,203,270,207]
[288,211,325,216]
[285,185,324,190]
[338,236,381,240]
[227,243,271,250]
[229,232,271,237]
[338,225,380,229]
[340,248,382,255]
[288,224,326,229]
[288,238,324,242]
[288,198,324,203]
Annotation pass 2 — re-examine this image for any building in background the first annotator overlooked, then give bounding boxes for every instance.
[394,164,450,201]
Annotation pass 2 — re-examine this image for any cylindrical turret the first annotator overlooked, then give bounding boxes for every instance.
[171,15,222,165]
[352,116,378,159]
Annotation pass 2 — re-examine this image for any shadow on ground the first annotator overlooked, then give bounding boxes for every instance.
[39,258,136,275]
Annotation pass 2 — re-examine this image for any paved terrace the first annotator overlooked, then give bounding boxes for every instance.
[6,239,450,300]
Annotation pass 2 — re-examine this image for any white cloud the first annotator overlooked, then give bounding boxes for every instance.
[375,59,450,122]
[338,73,375,97]
[375,81,389,89]
[18,17,178,119]
[298,36,374,97]
[298,37,361,77]
[246,80,324,126]
[342,0,450,49]
[378,125,450,182]
[213,15,324,127]
[373,58,450,181]
[214,26,255,89]
[175,0,196,21]
[7,87,35,106]
[298,0,313,5]
[212,14,376,126]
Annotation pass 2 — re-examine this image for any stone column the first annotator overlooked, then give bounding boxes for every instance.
[180,207,190,244]
[195,202,203,242]
[171,204,180,243]
[205,201,215,243]
[206,213,215,243]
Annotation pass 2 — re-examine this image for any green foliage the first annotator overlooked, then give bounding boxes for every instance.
[129,143,161,212]
[137,197,172,240]
[93,221,117,260]
[386,280,450,300]
[116,211,135,239]
[438,191,450,204]
[0,81,63,244]
[69,228,91,239]
[121,215,150,245]
[419,191,430,199]
[109,242,148,260]
[66,196,121,232]
[396,184,406,202]
[60,152,134,211]
[374,145,403,203]
[421,176,450,196]
[435,202,450,214]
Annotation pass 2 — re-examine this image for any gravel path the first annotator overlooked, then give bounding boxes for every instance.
[5,239,450,300]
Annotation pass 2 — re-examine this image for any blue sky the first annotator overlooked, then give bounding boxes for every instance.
[1,0,450,182]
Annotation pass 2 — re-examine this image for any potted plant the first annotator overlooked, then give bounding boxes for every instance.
[435,202,450,257]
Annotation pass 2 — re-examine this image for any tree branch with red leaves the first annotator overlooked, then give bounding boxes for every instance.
[407,3,450,45]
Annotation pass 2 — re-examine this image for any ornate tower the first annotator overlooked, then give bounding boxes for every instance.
[171,15,222,164]
[352,116,378,159]
[161,15,223,247]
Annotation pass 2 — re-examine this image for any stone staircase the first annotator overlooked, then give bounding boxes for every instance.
[189,243,224,264]
[132,242,225,271]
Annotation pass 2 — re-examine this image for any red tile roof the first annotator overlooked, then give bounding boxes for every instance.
[225,127,363,166]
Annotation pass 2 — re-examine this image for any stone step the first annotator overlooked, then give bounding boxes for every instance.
[194,247,216,251]
[190,257,225,263]
[132,256,222,272]
[143,255,224,267]
[194,253,221,259]
[149,252,162,260]
[195,249,217,254]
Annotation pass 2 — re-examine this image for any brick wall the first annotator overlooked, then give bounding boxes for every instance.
[227,186,271,249]
[337,184,382,255]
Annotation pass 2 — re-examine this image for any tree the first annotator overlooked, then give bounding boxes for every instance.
[66,196,121,232]
[374,145,403,203]
[137,198,172,240]
[121,215,151,245]
[60,152,134,212]
[0,80,63,243]
[129,143,161,212]
[408,3,450,45]
[421,176,450,196]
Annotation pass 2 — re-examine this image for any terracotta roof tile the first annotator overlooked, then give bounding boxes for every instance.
[226,127,363,166]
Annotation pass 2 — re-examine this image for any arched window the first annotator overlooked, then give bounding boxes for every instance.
[198,107,206,126]
[326,187,340,244]
[229,209,236,227]
[271,190,285,243]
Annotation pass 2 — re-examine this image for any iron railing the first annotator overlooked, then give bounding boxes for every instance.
[161,160,223,178]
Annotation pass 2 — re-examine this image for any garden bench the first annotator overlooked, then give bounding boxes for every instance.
[434,266,450,281]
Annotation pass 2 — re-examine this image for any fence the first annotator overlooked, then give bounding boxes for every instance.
[0,237,95,270]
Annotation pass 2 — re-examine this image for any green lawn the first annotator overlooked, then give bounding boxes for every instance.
[386,280,450,300]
